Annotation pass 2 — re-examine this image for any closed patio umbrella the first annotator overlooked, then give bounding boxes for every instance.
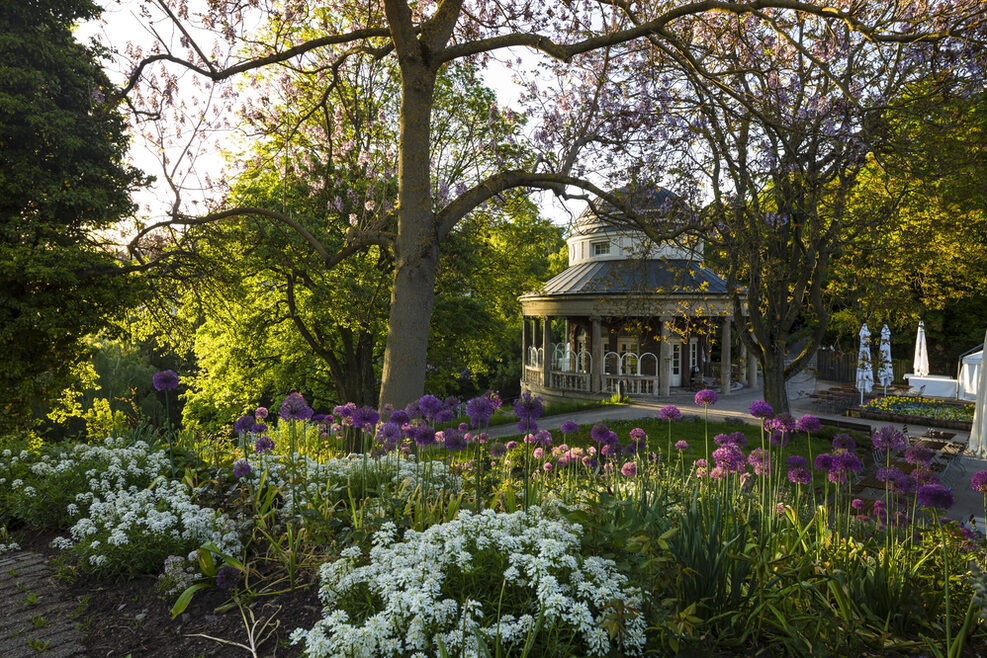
[878,324,894,395]
[970,327,987,458]
[914,320,930,377]
[856,323,874,405]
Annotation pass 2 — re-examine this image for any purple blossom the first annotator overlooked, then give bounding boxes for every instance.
[769,430,790,448]
[832,434,856,451]
[972,471,987,493]
[416,394,445,421]
[712,444,746,473]
[375,422,402,447]
[694,389,717,407]
[795,415,822,433]
[786,455,809,469]
[435,408,455,423]
[871,426,908,453]
[629,428,646,443]
[505,441,518,450]
[543,462,553,472]
[232,460,251,479]
[353,406,380,431]
[254,407,269,420]
[590,424,613,445]
[873,500,887,519]
[917,484,954,510]
[533,429,553,446]
[877,466,904,482]
[788,466,812,485]
[904,445,933,466]
[389,409,410,426]
[674,440,689,451]
[834,452,862,475]
[152,370,179,392]
[813,454,834,472]
[912,467,939,485]
[466,395,495,428]
[442,429,468,452]
[766,413,796,434]
[411,425,436,447]
[748,448,770,476]
[251,423,268,434]
[254,436,275,454]
[334,402,358,424]
[728,432,748,448]
[234,415,255,434]
[490,442,507,459]
[533,447,545,459]
[559,420,579,435]
[749,400,773,419]
[658,405,682,421]
[851,498,866,512]
[280,392,313,422]
[311,414,327,424]
[513,393,544,424]
[620,461,638,477]
[216,566,240,590]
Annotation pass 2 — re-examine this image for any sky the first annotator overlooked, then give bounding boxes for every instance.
[79,2,583,233]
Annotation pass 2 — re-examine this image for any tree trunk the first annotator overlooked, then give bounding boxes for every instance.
[760,352,790,413]
[378,62,439,410]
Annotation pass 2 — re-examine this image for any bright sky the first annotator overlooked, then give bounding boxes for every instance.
[79,3,582,232]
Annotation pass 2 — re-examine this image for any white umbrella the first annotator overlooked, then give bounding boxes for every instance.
[878,324,894,395]
[914,320,930,377]
[856,323,874,405]
[969,327,987,457]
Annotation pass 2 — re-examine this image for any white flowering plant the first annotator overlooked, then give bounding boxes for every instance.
[290,506,646,657]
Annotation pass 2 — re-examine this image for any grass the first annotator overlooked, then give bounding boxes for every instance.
[450,396,627,429]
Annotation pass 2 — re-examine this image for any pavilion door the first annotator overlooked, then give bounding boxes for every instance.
[670,342,682,388]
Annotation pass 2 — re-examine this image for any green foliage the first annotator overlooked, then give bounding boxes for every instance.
[0,0,147,433]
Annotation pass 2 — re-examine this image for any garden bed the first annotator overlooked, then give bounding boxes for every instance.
[850,395,974,431]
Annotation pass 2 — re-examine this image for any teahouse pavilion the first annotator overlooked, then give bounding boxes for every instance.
[519,186,756,402]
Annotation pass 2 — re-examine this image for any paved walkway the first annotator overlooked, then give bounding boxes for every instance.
[0,551,88,658]
[491,384,987,529]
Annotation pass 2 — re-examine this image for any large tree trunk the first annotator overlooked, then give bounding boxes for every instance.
[378,60,439,410]
[760,352,790,414]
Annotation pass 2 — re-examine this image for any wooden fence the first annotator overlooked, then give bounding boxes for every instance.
[815,350,910,384]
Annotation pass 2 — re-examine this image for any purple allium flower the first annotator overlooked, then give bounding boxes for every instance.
[620,461,638,477]
[334,402,358,424]
[814,454,834,472]
[312,414,327,424]
[710,466,727,480]
[695,458,708,468]
[972,471,987,493]
[786,455,809,469]
[729,432,748,449]
[674,440,689,451]
[416,395,445,421]
[280,392,313,422]
[834,452,863,475]
[795,415,822,433]
[234,415,255,434]
[748,448,770,476]
[466,395,495,428]
[254,436,275,454]
[912,467,939,485]
[871,426,908,453]
[851,498,866,511]
[533,447,545,459]
[766,413,797,434]
[590,424,611,445]
[629,428,646,443]
[412,425,436,447]
[254,407,269,420]
[353,406,380,430]
[658,404,682,421]
[694,389,717,407]
[517,420,537,434]
[513,393,544,423]
[376,422,402,447]
[712,444,746,473]
[582,455,595,468]
[917,484,954,510]
[890,472,916,495]
[490,442,507,459]
[543,462,553,472]
[389,409,410,426]
[788,466,812,485]
[600,442,620,457]
[713,433,732,446]
[232,460,251,479]
[534,429,553,446]
[904,445,934,466]
[505,440,518,450]
[749,400,774,419]
[152,369,179,392]
[435,408,455,423]
[442,428,469,452]
[873,499,887,518]
[251,423,267,435]
[877,466,904,483]
[832,433,856,451]
[560,420,579,435]
[216,566,240,590]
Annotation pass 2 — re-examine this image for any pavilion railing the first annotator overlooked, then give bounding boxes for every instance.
[606,374,659,396]
[523,365,544,386]
[550,371,590,392]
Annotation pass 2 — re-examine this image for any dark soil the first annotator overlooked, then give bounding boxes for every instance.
[10,527,323,658]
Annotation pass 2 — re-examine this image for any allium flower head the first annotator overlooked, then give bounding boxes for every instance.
[152,369,179,392]
[674,440,689,451]
[416,394,445,421]
[251,423,268,435]
[442,429,468,452]
[353,406,380,430]
[834,451,863,475]
[490,442,507,459]
[876,466,904,482]
[389,409,410,426]
[234,415,254,434]
[619,461,637,478]
[629,427,646,443]
[713,444,746,473]
[375,422,402,447]
[254,436,275,454]
[748,448,770,476]
[912,467,938,485]
[972,470,987,493]
[232,460,251,479]
[788,465,811,485]
[216,566,240,590]
[917,484,954,510]
[832,433,856,451]
[658,404,682,421]
[904,445,933,466]
[505,440,518,450]
[280,392,314,422]
[813,454,834,472]
[694,389,717,407]
[851,498,866,511]
[334,402,358,424]
[254,407,269,420]
[871,426,907,453]
[513,392,544,423]
[543,462,553,472]
[767,413,796,434]
[411,425,436,447]
[729,432,748,448]
[534,429,553,446]
[466,395,495,428]
[533,447,544,459]
[590,423,612,445]
[769,430,790,448]
[560,420,579,435]
[795,415,822,433]
[749,400,773,419]
[786,455,809,469]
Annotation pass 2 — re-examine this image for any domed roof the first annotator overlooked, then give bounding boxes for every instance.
[573,185,679,235]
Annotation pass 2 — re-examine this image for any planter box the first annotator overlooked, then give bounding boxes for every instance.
[851,407,972,431]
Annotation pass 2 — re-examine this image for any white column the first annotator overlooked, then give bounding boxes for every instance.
[542,316,553,387]
[659,317,672,396]
[591,317,603,393]
[720,318,732,396]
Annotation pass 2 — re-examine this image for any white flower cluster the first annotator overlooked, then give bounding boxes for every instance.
[56,478,241,569]
[291,507,645,657]
[0,542,21,554]
[249,453,460,514]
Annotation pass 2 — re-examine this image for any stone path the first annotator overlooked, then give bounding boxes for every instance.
[0,551,88,658]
